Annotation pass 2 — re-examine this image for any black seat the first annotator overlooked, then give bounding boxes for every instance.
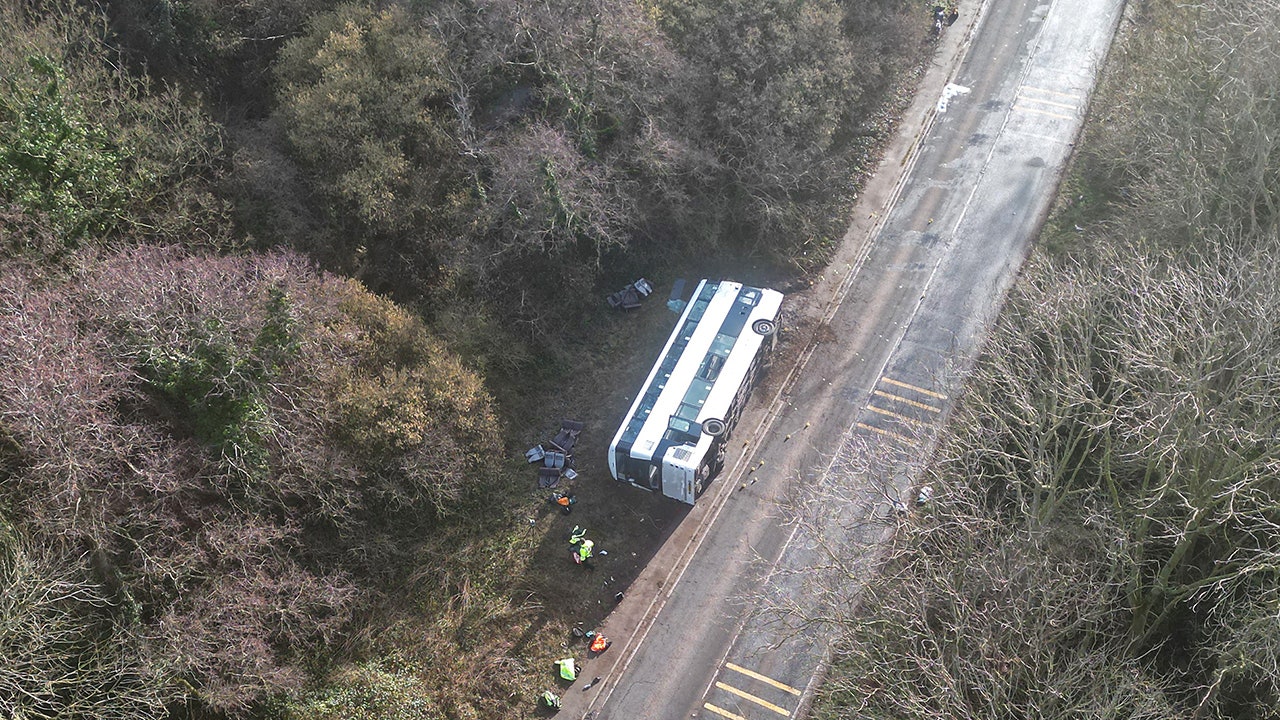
[538,467,561,488]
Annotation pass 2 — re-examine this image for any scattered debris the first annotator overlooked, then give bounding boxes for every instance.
[916,486,934,506]
[551,420,584,454]
[606,278,654,310]
[666,278,688,314]
[582,676,603,691]
[587,632,611,654]
[538,466,562,489]
[549,492,577,514]
[530,420,584,488]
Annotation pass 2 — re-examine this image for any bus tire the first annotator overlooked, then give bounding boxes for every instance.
[752,319,777,337]
[702,418,727,437]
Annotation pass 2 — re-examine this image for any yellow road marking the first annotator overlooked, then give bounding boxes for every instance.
[867,404,929,427]
[1016,94,1077,110]
[881,377,947,400]
[1013,103,1074,121]
[726,663,802,696]
[872,389,941,413]
[715,682,792,716]
[704,703,749,720]
[856,421,917,444]
[1021,85,1081,99]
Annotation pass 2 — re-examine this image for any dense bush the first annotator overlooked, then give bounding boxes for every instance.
[275,4,462,248]
[654,0,918,269]
[0,247,499,716]
[0,3,233,255]
[266,0,921,338]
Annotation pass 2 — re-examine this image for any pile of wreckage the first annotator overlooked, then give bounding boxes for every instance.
[525,420,584,488]
[606,278,653,310]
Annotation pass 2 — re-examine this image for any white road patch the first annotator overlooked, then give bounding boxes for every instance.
[936,83,971,113]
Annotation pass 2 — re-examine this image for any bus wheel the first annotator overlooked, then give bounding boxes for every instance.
[752,319,777,337]
[702,418,727,437]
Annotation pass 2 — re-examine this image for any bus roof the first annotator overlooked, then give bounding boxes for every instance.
[611,280,782,463]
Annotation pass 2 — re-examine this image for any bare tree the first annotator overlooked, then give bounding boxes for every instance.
[0,533,168,720]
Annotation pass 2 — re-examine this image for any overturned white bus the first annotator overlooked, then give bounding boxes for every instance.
[608,280,783,504]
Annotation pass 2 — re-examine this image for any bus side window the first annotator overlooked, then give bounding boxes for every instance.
[697,354,725,382]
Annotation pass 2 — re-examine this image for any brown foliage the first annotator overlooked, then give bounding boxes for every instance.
[0,246,499,716]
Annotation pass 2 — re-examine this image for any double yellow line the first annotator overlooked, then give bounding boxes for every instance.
[703,662,801,718]
[1014,85,1082,121]
[857,376,947,444]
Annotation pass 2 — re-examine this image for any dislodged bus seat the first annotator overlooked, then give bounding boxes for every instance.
[543,451,566,470]
[538,466,561,488]
[531,420,584,489]
[551,420,584,454]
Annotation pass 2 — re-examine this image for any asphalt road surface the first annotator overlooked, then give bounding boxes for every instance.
[561,0,1126,717]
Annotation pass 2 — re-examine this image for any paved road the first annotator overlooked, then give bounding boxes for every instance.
[562,0,1126,717]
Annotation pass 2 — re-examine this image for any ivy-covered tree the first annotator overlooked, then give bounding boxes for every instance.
[0,2,232,255]
[275,2,467,287]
